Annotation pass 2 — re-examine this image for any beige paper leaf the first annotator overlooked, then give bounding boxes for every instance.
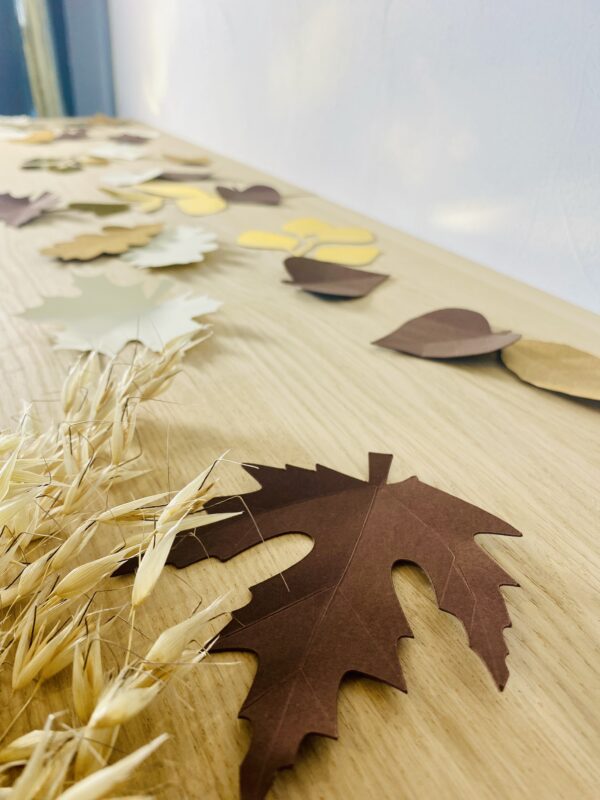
[19,270,221,354]
[18,130,56,144]
[501,339,600,401]
[122,225,218,268]
[90,143,146,161]
[102,187,164,213]
[165,152,211,166]
[310,244,381,266]
[41,224,163,261]
[283,217,374,244]
[237,230,299,252]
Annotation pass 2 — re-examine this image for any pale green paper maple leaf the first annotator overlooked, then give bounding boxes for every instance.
[20,271,221,355]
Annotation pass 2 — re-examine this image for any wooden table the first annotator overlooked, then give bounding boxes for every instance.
[1,122,599,799]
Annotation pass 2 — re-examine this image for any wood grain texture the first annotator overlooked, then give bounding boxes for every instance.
[0,122,599,800]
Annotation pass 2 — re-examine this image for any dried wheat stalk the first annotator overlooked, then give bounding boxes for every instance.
[0,334,231,798]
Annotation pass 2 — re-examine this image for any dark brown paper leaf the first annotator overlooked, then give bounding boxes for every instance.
[501,339,600,400]
[284,256,388,298]
[216,184,281,205]
[373,308,520,358]
[0,192,59,227]
[117,452,520,800]
[68,202,130,217]
[159,171,212,182]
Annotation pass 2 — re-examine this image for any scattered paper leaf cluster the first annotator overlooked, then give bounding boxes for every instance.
[120,452,521,800]
[0,338,228,797]
[0,191,59,227]
[103,179,226,216]
[238,217,381,265]
[122,224,218,268]
[20,270,221,354]
[373,308,598,401]
[41,222,163,261]
[22,154,108,172]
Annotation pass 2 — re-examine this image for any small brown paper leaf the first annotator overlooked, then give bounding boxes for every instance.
[56,128,88,141]
[160,171,212,182]
[68,202,130,217]
[216,184,281,205]
[501,339,600,400]
[373,308,520,358]
[284,256,388,298]
[110,133,150,145]
[0,192,60,226]
[42,223,163,261]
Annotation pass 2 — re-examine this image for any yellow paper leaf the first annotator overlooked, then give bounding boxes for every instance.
[176,192,227,216]
[283,217,374,244]
[309,244,381,266]
[18,130,56,144]
[137,181,204,199]
[500,339,600,401]
[102,187,163,213]
[42,224,163,262]
[237,230,299,252]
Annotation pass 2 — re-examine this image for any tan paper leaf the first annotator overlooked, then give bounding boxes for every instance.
[122,225,218,268]
[17,130,56,144]
[501,339,600,400]
[42,224,163,261]
[19,270,221,354]
[68,202,130,217]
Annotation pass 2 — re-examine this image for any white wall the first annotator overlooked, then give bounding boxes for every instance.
[109,0,600,313]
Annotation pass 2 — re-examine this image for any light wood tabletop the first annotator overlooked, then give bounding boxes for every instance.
[0,121,598,799]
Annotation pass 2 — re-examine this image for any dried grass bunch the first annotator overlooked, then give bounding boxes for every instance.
[0,334,228,798]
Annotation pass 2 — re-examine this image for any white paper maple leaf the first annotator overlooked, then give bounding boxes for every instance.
[90,143,146,161]
[121,225,218,268]
[19,271,221,355]
[101,167,163,187]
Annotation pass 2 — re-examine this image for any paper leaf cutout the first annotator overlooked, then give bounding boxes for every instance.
[68,202,130,217]
[20,271,221,354]
[22,155,107,172]
[237,230,299,252]
[216,185,281,205]
[238,218,380,265]
[102,187,164,214]
[138,182,227,216]
[41,223,163,262]
[165,152,211,166]
[160,171,212,182]
[310,243,380,266]
[56,128,87,141]
[101,168,163,187]
[0,192,59,226]
[501,339,600,400]
[122,225,218,268]
[90,143,145,161]
[282,218,374,243]
[18,130,56,144]
[118,452,520,800]
[373,308,521,358]
[284,257,388,298]
[110,133,150,144]
[84,113,127,126]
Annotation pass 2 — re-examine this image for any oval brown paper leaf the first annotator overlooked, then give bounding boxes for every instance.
[501,339,600,400]
[373,307,520,358]
[216,184,281,205]
[284,256,388,298]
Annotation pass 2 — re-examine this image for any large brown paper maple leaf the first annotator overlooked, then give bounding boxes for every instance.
[119,453,521,799]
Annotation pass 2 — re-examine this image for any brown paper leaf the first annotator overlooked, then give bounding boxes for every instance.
[0,192,59,226]
[118,452,520,800]
[284,256,388,298]
[68,202,130,217]
[501,339,600,400]
[216,185,281,205]
[110,133,150,145]
[164,152,211,166]
[159,171,212,182]
[42,223,163,261]
[373,308,520,358]
[84,113,127,126]
[56,128,88,141]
